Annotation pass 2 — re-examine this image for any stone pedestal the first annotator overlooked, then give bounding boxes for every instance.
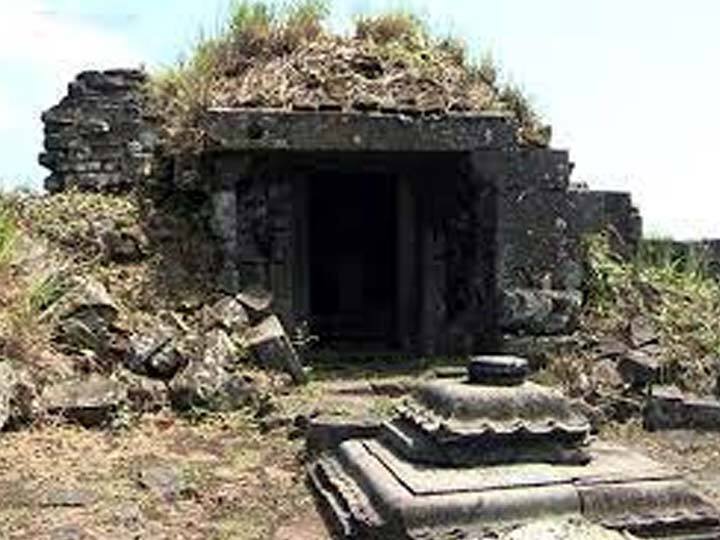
[308,357,720,539]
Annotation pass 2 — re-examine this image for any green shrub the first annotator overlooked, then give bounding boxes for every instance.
[583,233,720,394]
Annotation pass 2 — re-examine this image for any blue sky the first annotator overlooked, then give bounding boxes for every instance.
[1,1,719,239]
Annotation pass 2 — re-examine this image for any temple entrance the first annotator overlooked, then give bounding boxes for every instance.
[307,169,398,348]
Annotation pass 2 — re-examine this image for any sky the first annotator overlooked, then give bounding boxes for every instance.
[1,1,719,239]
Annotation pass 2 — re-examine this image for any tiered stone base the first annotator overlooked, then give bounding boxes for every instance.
[309,439,720,539]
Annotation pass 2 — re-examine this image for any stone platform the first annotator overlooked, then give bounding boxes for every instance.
[308,357,720,539]
[310,440,719,539]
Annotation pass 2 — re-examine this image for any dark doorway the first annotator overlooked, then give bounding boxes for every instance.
[308,169,398,348]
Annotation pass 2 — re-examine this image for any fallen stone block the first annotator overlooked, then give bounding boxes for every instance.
[235,285,273,319]
[500,288,583,336]
[115,369,168,413]
[205,296,249,333]
[126,327,187,380]
[617,350,660,388]
[0,362,37,430]
[628,316,660,348]
[645,386,720,431]
[168,360,255,412]
[41,376,127,427]
[243,315,306,384]
[203,328,238,369]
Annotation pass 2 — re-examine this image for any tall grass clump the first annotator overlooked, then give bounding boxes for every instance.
[149,0,548,152]
[149,0,331,149]
[584,233,720,394]
[355,11,428,48]
[0,198,17,267]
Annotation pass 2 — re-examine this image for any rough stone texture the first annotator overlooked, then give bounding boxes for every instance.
[115,369,168,413]
[126,327,187,380]
[644,386,720,431]
[202,328,238,369]
[617,350,660,388]
[41,376,127,427]
[205,296,249,333]
[244,315,306,384]
[202,109,515,152]
[168,360,255,412]
[39,69,157,193]
[236,286,274,317]
[0,362,37,430]
[569,189,642,257]
[499,288,583,336]
[50,276,120,358]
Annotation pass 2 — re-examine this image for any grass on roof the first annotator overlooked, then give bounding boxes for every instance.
[149,0,550,152]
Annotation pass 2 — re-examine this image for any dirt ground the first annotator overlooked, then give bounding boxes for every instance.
[2,375,720,540]
[0,410,331,540]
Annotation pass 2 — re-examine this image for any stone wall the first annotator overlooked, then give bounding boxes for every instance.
[39,69,157,193]
[39,68,644,349]
[569,189,642,256]
[493,149,641,337]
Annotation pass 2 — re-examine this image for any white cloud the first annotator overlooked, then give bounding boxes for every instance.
[0,1,141,187]
[0,1,140,72]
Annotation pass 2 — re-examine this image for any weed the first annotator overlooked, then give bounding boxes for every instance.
[355,11,428,48]
[0,199,17,267]
[26,272,67,314]
[583,233,720,394]
[149,1,547,152]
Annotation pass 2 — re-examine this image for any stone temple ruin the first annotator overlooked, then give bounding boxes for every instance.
[40,69,640,355]
[38,68,719,538]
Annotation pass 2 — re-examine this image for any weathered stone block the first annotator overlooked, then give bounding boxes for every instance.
[644,386,720,431]
[243,315,306,384]
[41,376,127,427]
[617,350,660,388]
[499,288,582,335]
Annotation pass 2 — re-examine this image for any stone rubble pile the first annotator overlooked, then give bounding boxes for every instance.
[0,279,306,431]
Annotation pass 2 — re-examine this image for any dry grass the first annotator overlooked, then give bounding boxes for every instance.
[0,411,325,539]
[584,234,720,394]
[149,1,550,153]
[0,195,70,374]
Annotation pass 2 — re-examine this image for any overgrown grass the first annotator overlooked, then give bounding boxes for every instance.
[0,198,17,267]
[0,193,70,372]
[149,0,548,152]
[355,10,428,47]
[583,233,720,394]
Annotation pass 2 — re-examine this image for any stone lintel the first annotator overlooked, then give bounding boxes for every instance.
[202,108,516,153]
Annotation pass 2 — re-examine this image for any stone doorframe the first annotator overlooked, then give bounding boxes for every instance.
[204,109,517,354]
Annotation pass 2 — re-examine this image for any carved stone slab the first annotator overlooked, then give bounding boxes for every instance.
[310,439,720,539]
